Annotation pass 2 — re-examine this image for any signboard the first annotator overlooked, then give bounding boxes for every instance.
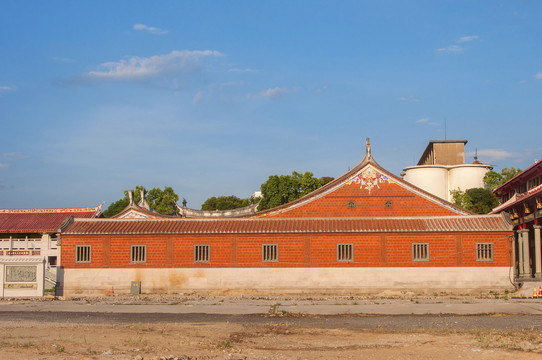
[5,266,37,283]
[4,283,37,289]
[6,250,30,256]
[2,250,40,256]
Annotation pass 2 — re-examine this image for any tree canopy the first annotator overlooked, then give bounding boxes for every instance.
[484,167,522,191]
[450,187,499,214]
[103,185,179,217]
[258,171,326,211]
[201,195,252,211]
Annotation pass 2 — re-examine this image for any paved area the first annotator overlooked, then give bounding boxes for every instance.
[1,296,542,315]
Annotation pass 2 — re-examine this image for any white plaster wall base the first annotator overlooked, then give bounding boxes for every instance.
[62,267,513,296]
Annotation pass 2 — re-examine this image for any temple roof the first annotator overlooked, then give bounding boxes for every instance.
[490,185,542,214]
[63,214,512,235]
[177,202,259,218]
[111,189,179,219]
[493,159,542,194]
[0,206,102,233]
[251,138,472,218]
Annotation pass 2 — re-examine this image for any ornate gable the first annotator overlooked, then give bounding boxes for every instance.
[111,189,178,219]
[254,139,470,218]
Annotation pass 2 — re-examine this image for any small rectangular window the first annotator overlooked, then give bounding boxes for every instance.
[412,243,429,261]
[337,243,353,262]
[194,244,210,263]
[131,245,146,263]
[476,243,493,261]
[262,244,278,262]
[48,256,57,267]
[75,245,91,263]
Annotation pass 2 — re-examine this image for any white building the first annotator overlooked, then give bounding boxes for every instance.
[0,206,102,297]
[402,140,492,202]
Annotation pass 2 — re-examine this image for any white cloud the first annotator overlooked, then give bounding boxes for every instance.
[534,73,542,79]
[457,35,479,43]
[398,95,420,102]
[436,35,478,54]
[67,50,222,85]
[192,91,204,104]
[472,149,520,162]
[435,45,464,53]
[0,153,27,170]
[0,86,13,91]
[415,117,438,126]
[316,85,328,94]
[248,87,288,99]
[2,152,26,161]
[133,23,168,35]
[228,68,257,73]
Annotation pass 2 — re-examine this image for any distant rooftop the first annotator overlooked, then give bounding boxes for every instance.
[417,140,468,166]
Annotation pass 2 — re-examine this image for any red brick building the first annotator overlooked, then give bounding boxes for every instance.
[60,142,513,295]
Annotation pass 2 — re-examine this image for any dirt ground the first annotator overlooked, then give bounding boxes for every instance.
[1,294,542,359]
[1,319,542,360]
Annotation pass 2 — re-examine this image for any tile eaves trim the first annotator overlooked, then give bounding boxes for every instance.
[63,215,512,235]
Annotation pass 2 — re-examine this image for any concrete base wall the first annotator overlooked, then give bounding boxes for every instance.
[62,267,513,296]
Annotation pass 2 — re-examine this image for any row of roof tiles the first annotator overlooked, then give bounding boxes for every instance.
[0,207,101,233]
[63,214,512,235]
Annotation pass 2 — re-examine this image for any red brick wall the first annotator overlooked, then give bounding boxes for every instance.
[61,231,511,269]
[257,180,462,218]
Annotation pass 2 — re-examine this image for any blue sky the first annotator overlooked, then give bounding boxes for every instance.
[1,1,541,210]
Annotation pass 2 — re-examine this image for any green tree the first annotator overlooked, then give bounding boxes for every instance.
[103,185,145,217]
[201,195,252,211]
[103,198,130,218]
[321,176,335,185]
[484,167,522,191]
[146,186,179,215]
[450,187,499,214]
[258,171,325,211]
[103,185,179,217]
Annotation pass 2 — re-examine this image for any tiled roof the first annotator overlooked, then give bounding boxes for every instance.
[63,214,512,235]
[493,159,542,193]
[0,206,101,233]
[490,186,542,214]
[250,148,472,218]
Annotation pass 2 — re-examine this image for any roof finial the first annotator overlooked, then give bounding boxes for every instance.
[365,137,371,158]
[127,189,134,205]
[472,147,482,164]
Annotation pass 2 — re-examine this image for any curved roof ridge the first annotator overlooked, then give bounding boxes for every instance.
[177,202,260,218]
[251,142,473,217]
[249,142,377,217]
[0,205,102,215]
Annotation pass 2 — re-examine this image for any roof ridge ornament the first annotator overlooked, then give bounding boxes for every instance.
[365,137,371,159]
[127,189,134,206]
[138,188,154,212]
